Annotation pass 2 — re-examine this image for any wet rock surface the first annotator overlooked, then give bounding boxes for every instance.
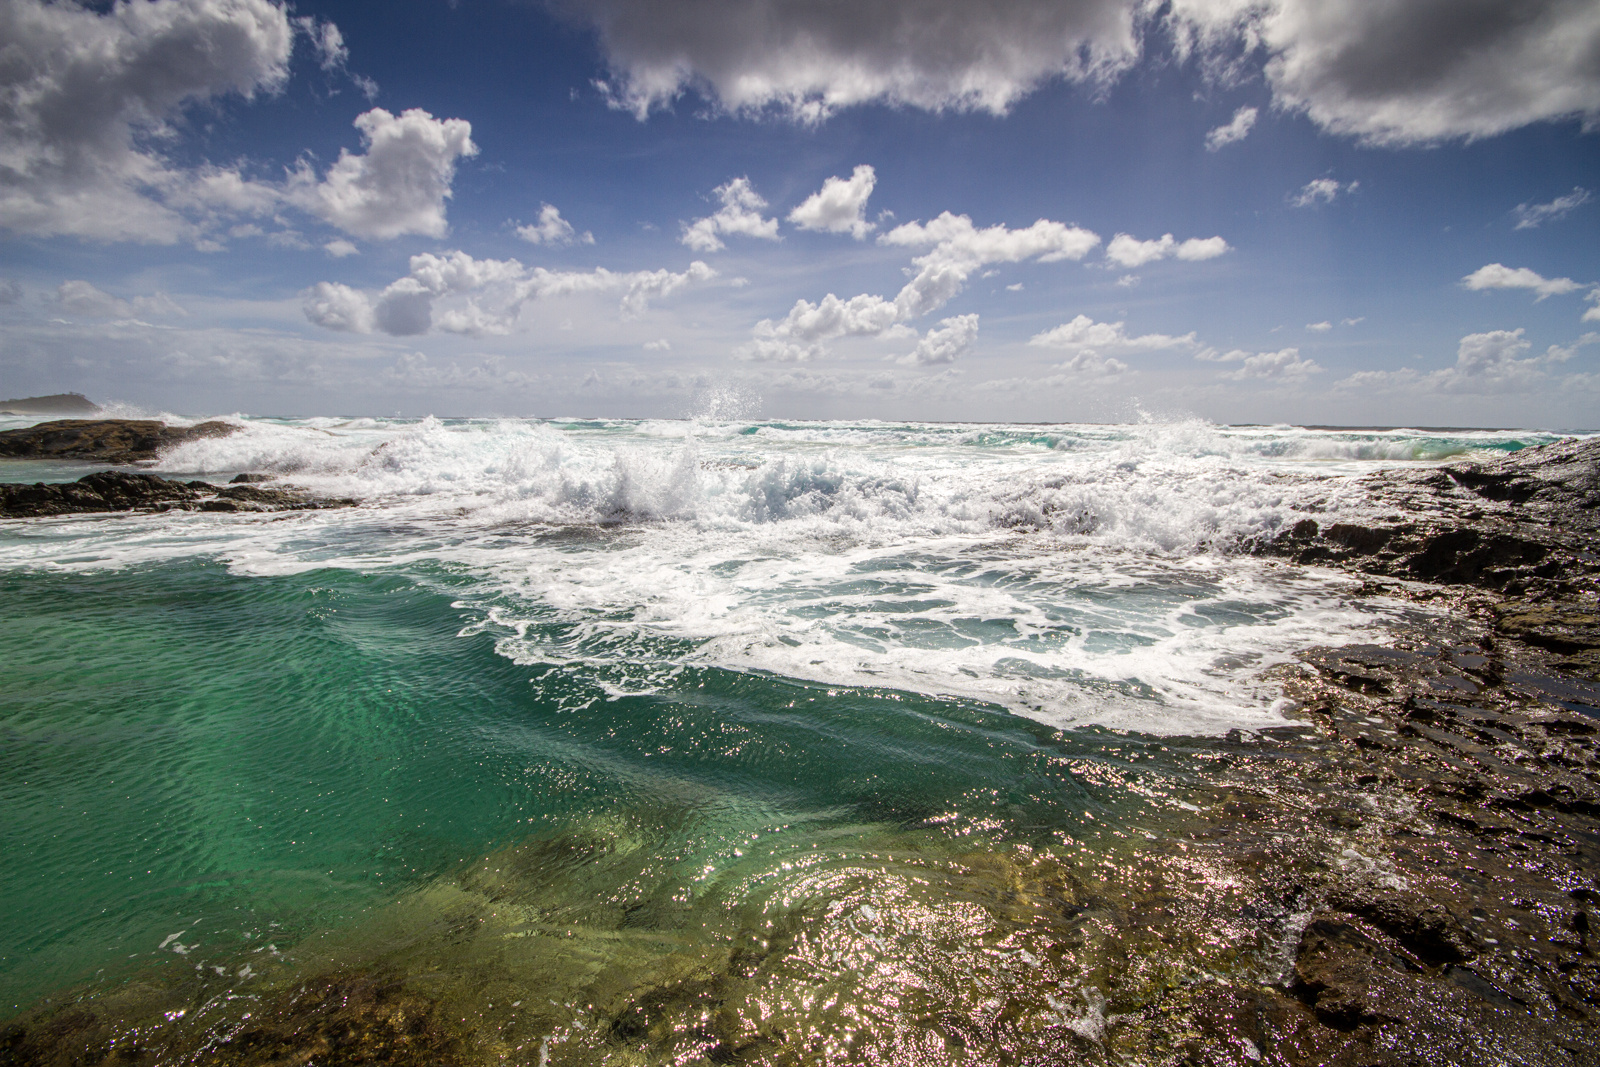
[1261,435,1600,602]
[0,419,236,464]
[0,471,355,517]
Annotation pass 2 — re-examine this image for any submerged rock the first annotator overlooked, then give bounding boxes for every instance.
[0,470,354,517]
[0,418,235,463]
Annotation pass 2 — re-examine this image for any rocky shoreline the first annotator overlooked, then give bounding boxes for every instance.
[0,438,1596,1066]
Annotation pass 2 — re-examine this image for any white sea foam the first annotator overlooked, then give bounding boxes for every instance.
[2,417,1577,734]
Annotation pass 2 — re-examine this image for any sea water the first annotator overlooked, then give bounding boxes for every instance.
[0,416,1575,1056]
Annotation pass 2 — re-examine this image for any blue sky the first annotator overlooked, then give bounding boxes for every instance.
[1,0,1597,425]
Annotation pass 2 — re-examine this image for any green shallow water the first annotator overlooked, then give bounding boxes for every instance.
[1,560,1192,1020]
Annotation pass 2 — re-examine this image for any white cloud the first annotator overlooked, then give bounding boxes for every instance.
[1341,316,1364,326]
[567,0,1600,142]
[0,279,22,305]
[788,165,878,238]
[881,212,1102,317]
[681,177,779,252]
[1197,345,1321,380]
[643,338,671,351]
[1461,263,1584,300]
[1028,314,1197,353]
[1204,105,1257,150]
[1290,178,1356,207]
[1306,321,1331,332]
[570,0,1144,121]
[1335,329,1595,395]
[900,314,978,365]
[744,211,1103,361]
[294,15,348,71]
[55,280,183,320]
[324,239,359,257]
[292,108,477,240]
[1103,232,1229,268]
[518,203,594,246]
[1586,290,1600,323]
[304,251,716,336]
[1513,187,1592,229]
[0,0,294,243]
[741,292,908,362]
[1051,350,1129,378]
[1168,0,1600,145]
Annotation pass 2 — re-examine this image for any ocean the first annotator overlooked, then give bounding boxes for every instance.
[0,416,1579,1061]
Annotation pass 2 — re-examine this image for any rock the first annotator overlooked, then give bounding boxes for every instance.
[0,471,201,516]
[1497,603,1600,655]
[0,471,355,517]
[228,472,275,483]
[0,392,101,415]
[0,418,236,463]
[1324,885,1473,965]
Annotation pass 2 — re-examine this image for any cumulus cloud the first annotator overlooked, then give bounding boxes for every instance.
[1586,290,1600,323]
[1168,0,1600,145]
[1339,329,1592,395]
[1197,345,1321,380]
[302,280,375,333]
[1290,178,1357,207]
[517,203,594,245]
[1306,321,1332,332]
[291,108,477,240]
[324,239,359,257]
[1461,263,1584,300]
[899,314,978,365]
[1103,232,1230,268]
[1028,314,1197,354]
[788,165,877,238]
[304,251,716,336]
[1513,187,1592,229]
[564,0,1144,121]
[681,177,779,251]
[1204,105,1257,150]
[744,210,1103,361]
[881,212,1102,317]
[1051,350,1130,378]
[741,292,909,362]
[0,0,294,243]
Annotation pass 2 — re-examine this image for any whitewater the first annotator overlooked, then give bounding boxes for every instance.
[0,415,1566,736]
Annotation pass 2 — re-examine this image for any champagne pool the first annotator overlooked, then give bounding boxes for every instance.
[0,416,1573,1063]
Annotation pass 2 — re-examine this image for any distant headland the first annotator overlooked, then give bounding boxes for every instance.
[0,393,102,416]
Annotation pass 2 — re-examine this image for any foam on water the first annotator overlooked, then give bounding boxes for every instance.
[2,416,1574,735]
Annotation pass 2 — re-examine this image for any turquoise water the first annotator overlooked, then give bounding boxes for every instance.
[0,417,1572,1058]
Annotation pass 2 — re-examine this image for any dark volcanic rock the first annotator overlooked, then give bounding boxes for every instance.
[0,392,100,415]
[0,418,236,463]
[227,472,275,484]
[1262,435,1600,601]
[0,471,354,517]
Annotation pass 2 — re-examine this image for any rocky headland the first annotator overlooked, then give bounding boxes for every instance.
[0,393,102,416]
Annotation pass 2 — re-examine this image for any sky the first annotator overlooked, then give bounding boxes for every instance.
[1,0,1598,425]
